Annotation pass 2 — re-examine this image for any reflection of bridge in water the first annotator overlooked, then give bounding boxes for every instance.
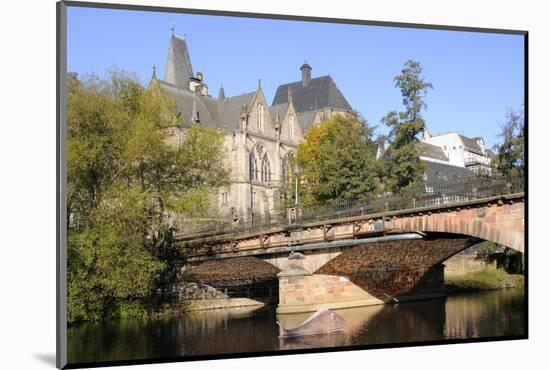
[67,289,525,363]
[173,177,524,314]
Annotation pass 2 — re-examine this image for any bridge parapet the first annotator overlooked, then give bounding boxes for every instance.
[175,192,524,262]
[175,176,523,245]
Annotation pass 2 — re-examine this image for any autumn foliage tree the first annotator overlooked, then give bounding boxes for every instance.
[295,115,381,206]
[67,70,229,322]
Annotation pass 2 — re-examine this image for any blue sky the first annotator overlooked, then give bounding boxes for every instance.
[67,6,524,148]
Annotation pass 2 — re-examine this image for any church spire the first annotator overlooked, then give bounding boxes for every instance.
[164,31,194,89]
[218,85,226,101]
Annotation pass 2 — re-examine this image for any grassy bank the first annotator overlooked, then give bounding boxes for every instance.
[445,268,524,293]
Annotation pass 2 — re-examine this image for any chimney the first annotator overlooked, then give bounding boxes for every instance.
[300,61,312,87]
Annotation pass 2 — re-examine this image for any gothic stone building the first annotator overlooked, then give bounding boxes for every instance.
[152,33,353,223]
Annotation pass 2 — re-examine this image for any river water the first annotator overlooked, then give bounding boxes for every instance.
[67,288,525,365]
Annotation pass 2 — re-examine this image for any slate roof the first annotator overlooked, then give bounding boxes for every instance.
[296,111,318,131]
[164,34,194,89]
[158,80,214,124]
[459,134,485,155]
[422,160,475,189]
[272,75,353,115]
[158,80,254,131]
[218,91,257,130]
[269,103,289,124]
[417,141,449,162]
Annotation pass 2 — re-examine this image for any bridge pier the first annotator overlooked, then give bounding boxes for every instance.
[276,250,383,314]
[277,268,385,314]
[276,237,472,314]
[276,265,447,314]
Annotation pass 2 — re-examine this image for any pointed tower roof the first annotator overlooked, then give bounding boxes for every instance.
[218,85,226,101]
[164,34,194,89]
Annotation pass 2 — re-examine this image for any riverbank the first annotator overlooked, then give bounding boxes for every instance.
[445,268,524,292]
[154,298,265,317]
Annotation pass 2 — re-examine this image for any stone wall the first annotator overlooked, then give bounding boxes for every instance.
[277,269,382,314]
[443,254,496,276]
[177,282,228,300]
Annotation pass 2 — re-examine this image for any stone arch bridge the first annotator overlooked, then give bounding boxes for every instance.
[174,190,524,314]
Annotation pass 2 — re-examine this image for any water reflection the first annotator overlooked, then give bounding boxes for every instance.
[444,289,525,339]
[68,288,525,365]
[278,331,347,350]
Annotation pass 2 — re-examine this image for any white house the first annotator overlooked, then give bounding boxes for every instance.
[421,128,493,174]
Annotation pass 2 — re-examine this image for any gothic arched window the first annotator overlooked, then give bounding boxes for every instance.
[261,154,271,182]
[249,152,258,181]
[258,104,264,133]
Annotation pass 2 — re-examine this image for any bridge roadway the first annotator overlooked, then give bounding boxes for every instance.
[175,192,524,261]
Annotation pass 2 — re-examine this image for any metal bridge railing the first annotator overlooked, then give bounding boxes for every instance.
[176,176,524,241]
[298,176,524,224]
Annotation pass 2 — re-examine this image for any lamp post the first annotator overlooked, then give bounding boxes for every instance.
[293,164,301,205]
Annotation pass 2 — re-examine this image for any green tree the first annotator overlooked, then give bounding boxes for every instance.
[494,106,525,177]
[295,115,381,206]
[381,60,433,193]
[67,70,230,322]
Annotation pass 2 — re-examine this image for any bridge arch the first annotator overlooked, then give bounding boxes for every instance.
[182,256,281,303]
[392,199,524,253]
